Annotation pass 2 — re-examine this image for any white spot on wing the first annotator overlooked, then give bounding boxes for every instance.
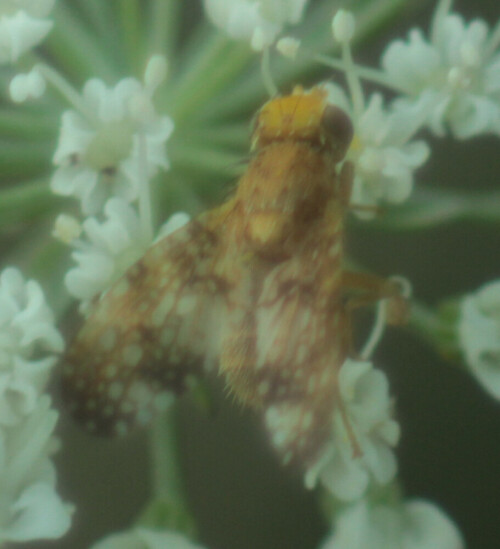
[109,381,124,400]
[123,344,143,367]
[100,328,117,351]
[112,278,129,297]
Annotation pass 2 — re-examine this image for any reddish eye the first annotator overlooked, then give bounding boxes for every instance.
[321,105,353,160]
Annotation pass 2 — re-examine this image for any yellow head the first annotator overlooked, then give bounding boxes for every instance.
[252,86,354,162]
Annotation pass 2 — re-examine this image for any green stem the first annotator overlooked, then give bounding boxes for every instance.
[0,142,52,177]
[314,53,410,94]
[408,299,459,359]
[77,0,127,71]
[169,140,243,179]
[197,0,418,121]
[118,0,143,74]
[363,188,500,231]
[164,28,252,124]
[408,301,443,348]
[0,179,54,214]
[183,123,248,150]
[137,133,154,243]
[0,108,56,138]
[28,240,73,318]
[261,48,278,97]
[141,406,197,538]
[148,0,181,61]
[149,407,187,503]
[47,2,118,82]
[36,64,95,122]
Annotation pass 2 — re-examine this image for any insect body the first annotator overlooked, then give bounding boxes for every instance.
[62,86,392,467]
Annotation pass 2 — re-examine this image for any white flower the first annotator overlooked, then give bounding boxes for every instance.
[53,213,83,244]
[321,499,464,549]
[155,211,190,242]
[63,200,189,312]
[459,280,500,399]
[51,75,174,215]
[305,359,400,501]
[64,198,148,310]
[0,267,64,368]
[0,267,71,542]
[0,0,55,64]
[203,0,309,50]
[91,527,206,549]
[0,396,73,543]
[276,36,300,59]
[9,67,46,102]
[382,2,500,138]
[0,267,64,426]
[324,84,429,217]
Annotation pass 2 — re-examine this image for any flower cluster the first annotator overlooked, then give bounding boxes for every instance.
[382,1,500,138]
[459,279,500,399]
[203,0,309,50]
[0,268,71,544]
[321,499,464,549]
[298,1,500,215]
[305,360,399,501]
[324,83,430,217]
[51,61,173,215]
[0,0,55,64]
[48,55,187,312]
[56,201,189,313]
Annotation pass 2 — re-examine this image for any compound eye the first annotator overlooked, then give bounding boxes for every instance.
[321,105,354,160]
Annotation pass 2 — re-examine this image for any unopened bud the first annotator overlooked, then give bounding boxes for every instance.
[332,10,355,44]
[276,37,300,59]
[53,214,82,244]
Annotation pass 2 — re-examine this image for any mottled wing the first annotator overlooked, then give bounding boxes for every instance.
[220,220,347,466]
[62,215,228,436]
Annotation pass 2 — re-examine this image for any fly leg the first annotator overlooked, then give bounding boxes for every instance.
[341,270,410,358]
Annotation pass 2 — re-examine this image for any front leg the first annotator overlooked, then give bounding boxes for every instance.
[341,270,410,358]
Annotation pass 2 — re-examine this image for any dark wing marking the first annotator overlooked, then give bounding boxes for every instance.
[62,216,228,436]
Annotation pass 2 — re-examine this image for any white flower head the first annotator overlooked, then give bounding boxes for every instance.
[64,198,148,311]
[0,0,55,64]
[0,267,64,425]
[382,1,500,138]
[51,75,174,215]
[324,83,429,217]
[305,359,400,501]
[203,0,309,50]
[459,280,500,399]
[321,498,464,549]
[91,527,206,549]
[0,396,73,543]
[63,199,189,312]
[0,268,71,541]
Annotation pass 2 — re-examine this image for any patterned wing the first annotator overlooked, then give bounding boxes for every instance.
[62,214,229,436]
[220,219,348,467]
